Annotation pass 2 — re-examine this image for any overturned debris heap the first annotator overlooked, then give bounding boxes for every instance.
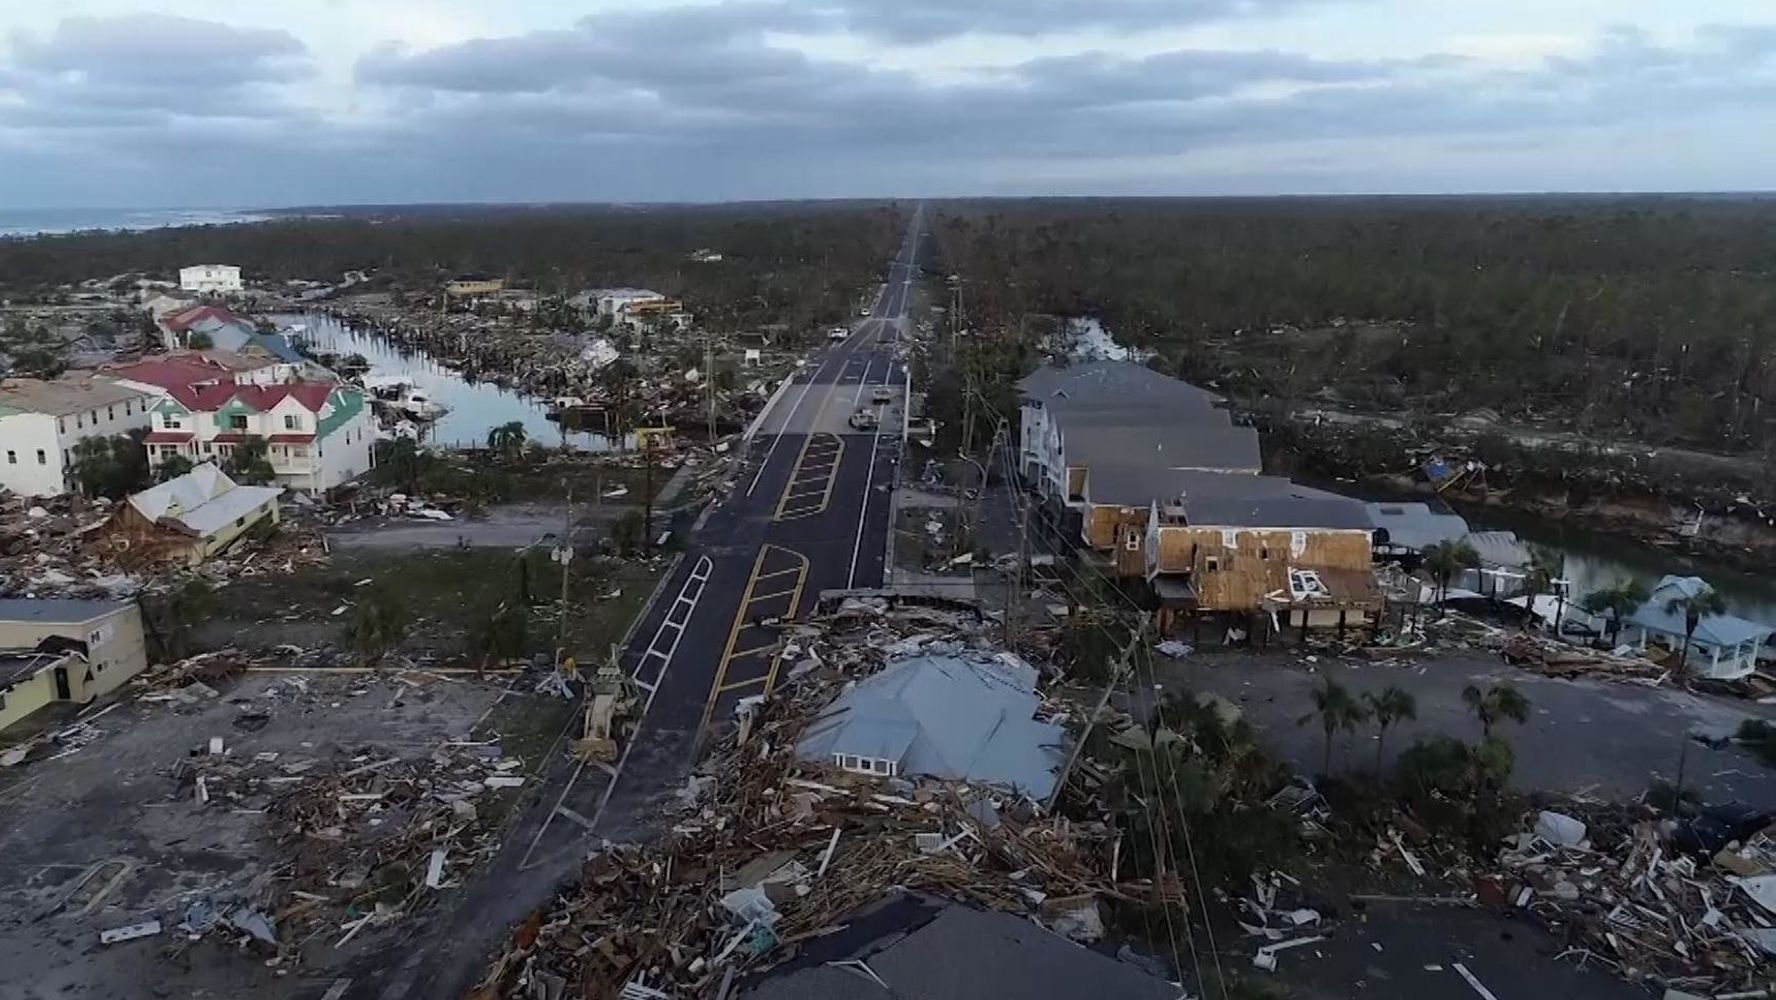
[475,595,1173,999]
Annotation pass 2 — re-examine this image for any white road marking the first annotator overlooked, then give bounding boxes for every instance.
[847,360,889,588]
[852,357,875,405]
[519,555,712,866]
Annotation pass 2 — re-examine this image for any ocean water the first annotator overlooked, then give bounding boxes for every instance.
[0,207,272,239]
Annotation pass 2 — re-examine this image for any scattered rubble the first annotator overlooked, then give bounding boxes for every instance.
[474,594,1172,999]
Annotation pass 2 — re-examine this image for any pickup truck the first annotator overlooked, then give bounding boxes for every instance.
[848,407,880,430]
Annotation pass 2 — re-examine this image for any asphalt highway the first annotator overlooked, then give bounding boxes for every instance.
[361,212,923,1000]
[522,209,923,856]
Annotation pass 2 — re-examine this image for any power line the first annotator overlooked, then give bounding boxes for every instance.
[976,387,1232,1000]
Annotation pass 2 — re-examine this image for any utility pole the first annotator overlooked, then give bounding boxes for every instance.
[554,482,574,672]
[1006,433,1029,651]
[642,436,655,550]
[705,330,717,444]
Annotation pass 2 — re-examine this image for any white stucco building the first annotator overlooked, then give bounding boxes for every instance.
[0,376,155,497]
[179,264,242,295]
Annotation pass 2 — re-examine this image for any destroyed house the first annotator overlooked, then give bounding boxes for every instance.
[1146,489,1379,634]
[1625,576,1774,681]
[1079,469,1302,577]
[740,892,1177,1000]
[445,274,505,297]
[110,463,283,566]
[0,599,147,733]
[796,653,1065,800]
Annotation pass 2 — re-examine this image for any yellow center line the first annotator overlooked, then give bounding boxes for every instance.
[746,587,800,605]
[699,545,809,734]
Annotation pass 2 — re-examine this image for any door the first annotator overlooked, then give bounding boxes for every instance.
[53,666,71,701]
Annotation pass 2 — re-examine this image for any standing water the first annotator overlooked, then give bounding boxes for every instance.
[277,313,621,451]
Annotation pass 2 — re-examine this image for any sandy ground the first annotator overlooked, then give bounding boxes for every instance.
[0,671,516,1000]
[1151,647,1776,808]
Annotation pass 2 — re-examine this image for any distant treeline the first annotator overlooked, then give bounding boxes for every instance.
[929,197,1776,452]
[0,202,907,332]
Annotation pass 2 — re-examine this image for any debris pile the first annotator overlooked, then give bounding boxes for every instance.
[475,595,1152,999]
[1386,808,1776,993]
[170,730,521,965]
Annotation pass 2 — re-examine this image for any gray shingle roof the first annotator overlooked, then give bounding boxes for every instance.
[1020,360,1221,414]
[742,894,1177,1000]
[796,653,1065,799]
[1060,422,1261,473]
[1085,468,1296,507]
[1181,493,1372,529]
[1364,502,1472,551]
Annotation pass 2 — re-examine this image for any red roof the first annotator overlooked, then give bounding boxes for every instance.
[165,381,335,414]
[161,305,249,333]
[268,433,315,444]
[144,431,194,444]
[103,356,239,393]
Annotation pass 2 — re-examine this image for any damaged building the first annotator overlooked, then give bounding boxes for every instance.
[106,463,284,566]
[0,598,147,733]
[795,651,1066,801]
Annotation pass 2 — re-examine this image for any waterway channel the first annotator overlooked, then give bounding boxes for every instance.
[276,313,620,451]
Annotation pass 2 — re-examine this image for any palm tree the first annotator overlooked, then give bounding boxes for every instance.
[1461,683,1530,741]
[1298,678,1370,775]
[347,587,409,666]
[468,603,528,676]
[1581,578,1651,645]
[1421,539,1480,604]
[1363,686,1418,777]
[487,421,528,462]
[1518,545,1564,629]
[1665,584,1729,675]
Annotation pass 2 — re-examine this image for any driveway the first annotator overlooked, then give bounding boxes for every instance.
[1152,648,1776,808]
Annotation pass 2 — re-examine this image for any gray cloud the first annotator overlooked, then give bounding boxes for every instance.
[4,6,1776,207]
[818,0,1331,42]
[11,13,311,87]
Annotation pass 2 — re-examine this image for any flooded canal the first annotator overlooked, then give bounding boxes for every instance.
[1463,505,1776,633]
[277,313,621,451]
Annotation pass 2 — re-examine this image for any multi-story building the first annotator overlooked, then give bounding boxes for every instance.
[0,375,155,497]
[142,382,377,493]
[179,264,242,295]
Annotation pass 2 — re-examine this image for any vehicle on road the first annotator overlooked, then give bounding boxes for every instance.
[870,387,893,405]
[828,326,847,342]
[848,407,880,430]
[859,306,871,316]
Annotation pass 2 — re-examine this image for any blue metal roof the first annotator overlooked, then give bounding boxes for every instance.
[1627,576,1774,647]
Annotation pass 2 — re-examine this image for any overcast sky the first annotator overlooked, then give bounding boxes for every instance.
[2,1,1774,208]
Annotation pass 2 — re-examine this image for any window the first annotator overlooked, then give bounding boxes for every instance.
[1124,531,1140,552]
[1259,546,1270,560]
[57,417,65,433]
[236,516,247,527]
[229,414,248,430]
[36,449,46,465]
[166,416,182,429]
[88,629,103,645]
[1205,556,1220,572]
[125,401,132,416]
[4,451,12,465]
[284,414,299,430]
[1221,529,1237,548]
[107,406,115,421]
[202,442,213,454]
[76,413,83,429]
